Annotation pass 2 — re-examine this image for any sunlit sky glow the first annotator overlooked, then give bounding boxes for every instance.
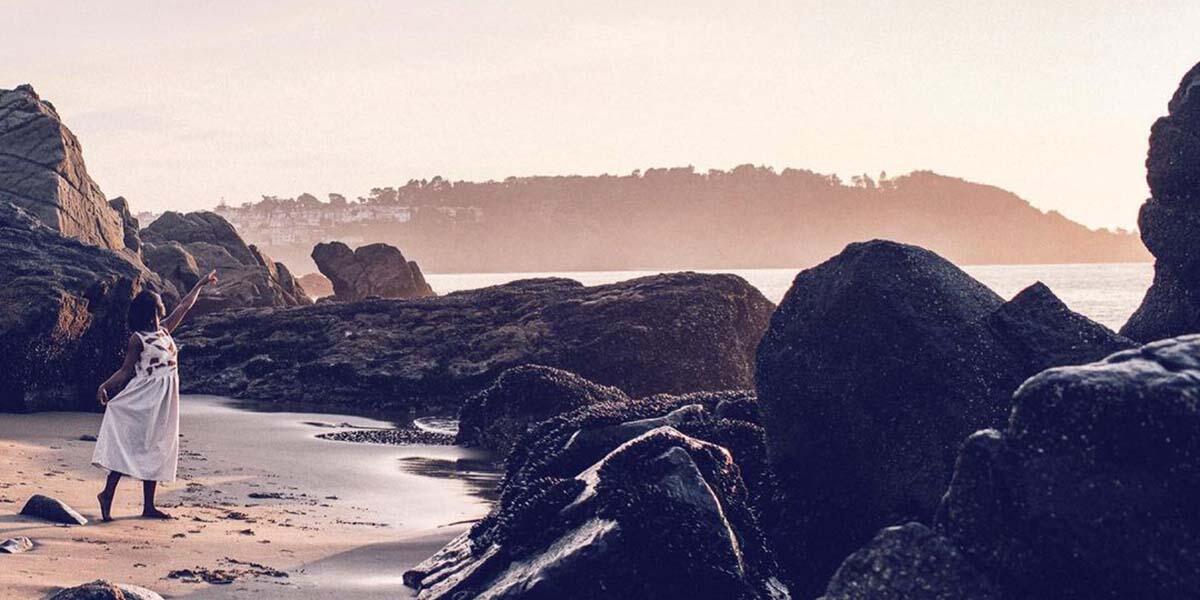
[6,1,1199,229]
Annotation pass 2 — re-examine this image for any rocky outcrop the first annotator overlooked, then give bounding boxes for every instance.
[755,240,1134,596]
[311,241,435,301]
[297,272,333,299]
[406,391,787,599]
[176,273,773,411]
[48,580,162,600]
[107,196,141,257]
[141,211,310,314]
[0,202,158,411]
[1123,61,1200,341]
[0,85,130,255]
[932,335,1200,599]
[456,365,629,454]
[20,494,87,525]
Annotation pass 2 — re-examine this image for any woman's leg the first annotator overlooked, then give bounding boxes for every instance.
[97,471,121,522]
[141,480,172,519]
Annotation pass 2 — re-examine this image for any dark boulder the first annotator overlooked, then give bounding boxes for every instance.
[1124,61,1200,341]
[0,203,158,411]
[755,240,1134,596]
[0,85,129,255]
[935,335,1200,599]
[20,494,87,525]
[406,392,786,600]
[455,364,628,454]
[176,273,774,411]
[311,241,436,301]
[820,523,1001,600]
[48,580,162,600]
[141,211,310,314]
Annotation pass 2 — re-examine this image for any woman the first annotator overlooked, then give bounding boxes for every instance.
[92,270,217,521]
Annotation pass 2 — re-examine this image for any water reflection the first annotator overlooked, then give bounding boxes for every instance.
[412,416,459,436]
[398,456,502,503]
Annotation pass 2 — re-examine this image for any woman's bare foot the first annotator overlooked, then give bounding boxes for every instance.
[141,507,173,519]
[97,491,113,522]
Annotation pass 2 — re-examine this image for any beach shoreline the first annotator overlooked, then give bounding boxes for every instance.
[0,396,495,599]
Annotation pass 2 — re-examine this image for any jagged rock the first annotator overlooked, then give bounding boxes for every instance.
[20,494,87,525]
[107,197,141,257]
[142,211,255,263]
[176,273,773,410]
[820,523,1001,600]
[406,421,788,600]
[755,240,1135,596]
[141,211,310,314]
[48,580,162,600]
[935,335,1200,599]
[312,241,436,301]
[0,202,158,411]
[141,240,198,297]
[297,272,333,299]
[456,365,629,454]
[0,85,128,254]
[0,536,33,554]
[1124,61,1200,341]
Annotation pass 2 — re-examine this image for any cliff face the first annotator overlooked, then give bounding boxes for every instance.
[0,85,170,411]
[0,202,156,411]
[0,85,129,257]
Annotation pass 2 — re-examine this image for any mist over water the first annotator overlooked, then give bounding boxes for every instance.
[427,262,1152,332]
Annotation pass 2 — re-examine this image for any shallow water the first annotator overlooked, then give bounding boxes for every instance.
[428,263,1153,331]
[179,396,493,531]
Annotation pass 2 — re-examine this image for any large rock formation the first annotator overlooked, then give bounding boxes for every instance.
[141,211,310,314]
[0,85,129,255]
[405,391,787,599]
[0,202,157,411]
[456,365,629,454]
[176,273,773,411]
[932,335,1200,599]
[1123,61,1200,341]
[312,241,435,301]
[755,240,1134,596]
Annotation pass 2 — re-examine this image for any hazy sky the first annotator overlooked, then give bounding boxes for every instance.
[5,1,1198,229]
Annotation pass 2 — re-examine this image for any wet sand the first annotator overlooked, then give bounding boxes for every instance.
[0,396,498,599]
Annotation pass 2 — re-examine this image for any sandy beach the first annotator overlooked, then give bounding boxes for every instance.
[0,396,497,599]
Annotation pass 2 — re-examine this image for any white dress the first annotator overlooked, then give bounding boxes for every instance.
[92,327,181,483]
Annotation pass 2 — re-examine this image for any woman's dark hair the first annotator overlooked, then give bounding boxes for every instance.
[128,290,165,332]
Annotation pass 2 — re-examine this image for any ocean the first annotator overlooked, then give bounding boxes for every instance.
[427,263,1154,332]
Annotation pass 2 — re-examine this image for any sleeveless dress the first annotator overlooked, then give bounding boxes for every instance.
[92,327,181,483]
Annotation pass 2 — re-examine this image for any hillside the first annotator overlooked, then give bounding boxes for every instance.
[208,166,1149,274]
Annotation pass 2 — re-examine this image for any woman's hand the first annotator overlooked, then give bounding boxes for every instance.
[96,386,109,407]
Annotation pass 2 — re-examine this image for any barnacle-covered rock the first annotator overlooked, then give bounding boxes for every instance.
[406,392,786,599]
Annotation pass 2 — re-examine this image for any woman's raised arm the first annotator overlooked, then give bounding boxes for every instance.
[163,270,218,333]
